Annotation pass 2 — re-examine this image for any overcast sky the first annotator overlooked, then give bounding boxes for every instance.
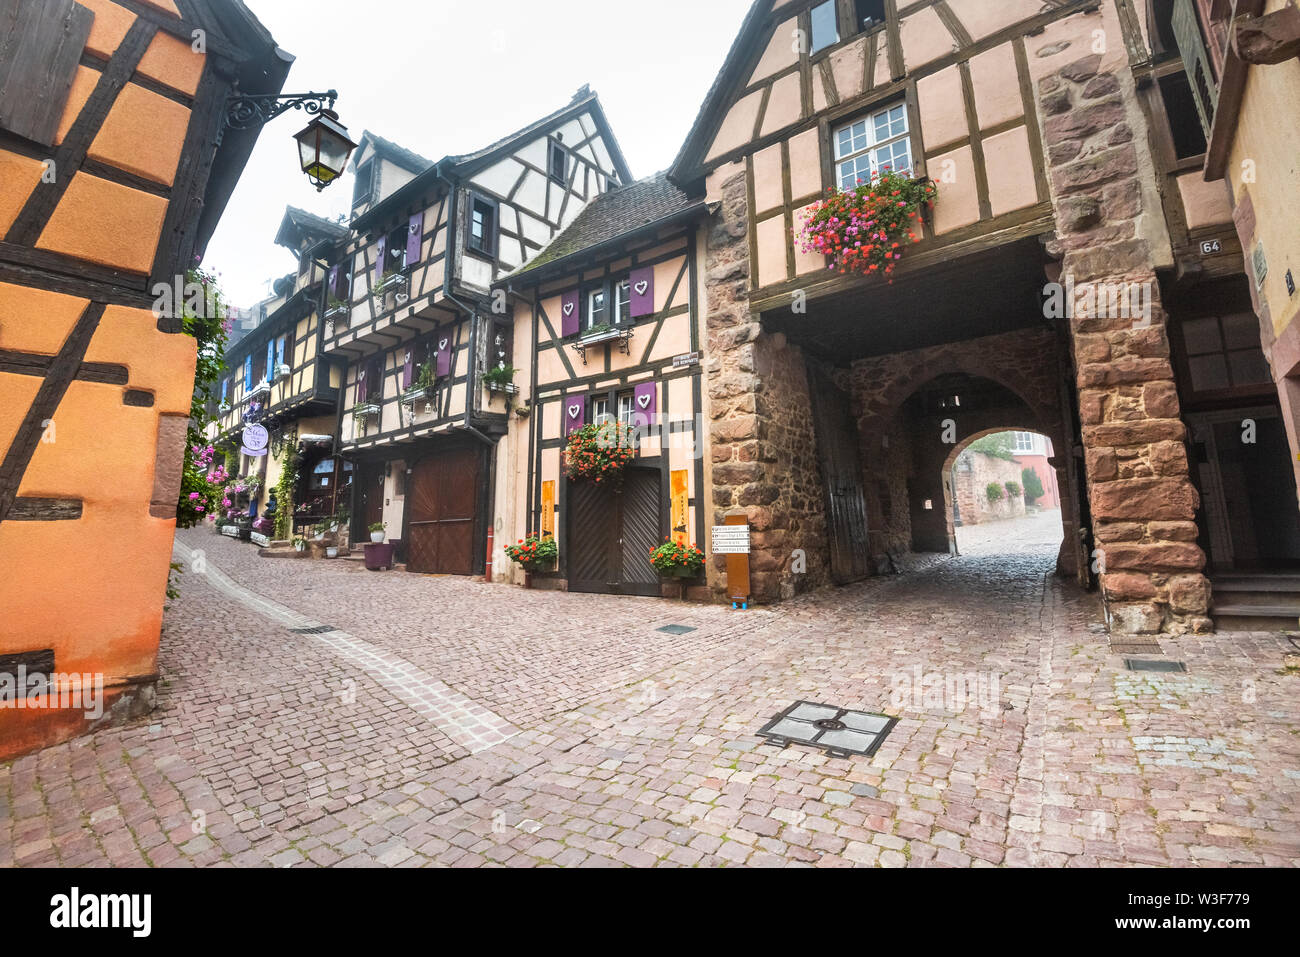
[204,0,753,308]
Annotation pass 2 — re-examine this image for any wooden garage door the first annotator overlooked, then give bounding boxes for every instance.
[406,447,480,575]
[567,466,662,597]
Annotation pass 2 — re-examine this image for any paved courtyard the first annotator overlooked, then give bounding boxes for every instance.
[3,511,1298,868]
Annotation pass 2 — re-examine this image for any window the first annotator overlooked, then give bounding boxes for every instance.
[1157,71,1207,159]
[329,262,352,302]
[855,0,886,32]
[810,0,839,53]
[587,288,608,330]
[1014,432,1037,454]
[592,396,611,425]
[834,103,912,189]
[617,392,635,428]
[1179,313,1272,395]
[613,279,631,325]
[352,160,374,208]
[383,224,409,275]
[468,195,497,257]
[548,141,568,184]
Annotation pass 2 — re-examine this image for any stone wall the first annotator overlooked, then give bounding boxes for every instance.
[954,451,1030,526]
[1036,52,1212,634]
[705,170,830,601]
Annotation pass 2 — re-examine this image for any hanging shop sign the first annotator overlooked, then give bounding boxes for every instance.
[241,423,269,458]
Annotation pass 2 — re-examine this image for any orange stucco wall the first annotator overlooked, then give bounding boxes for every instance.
[1,0,209,761]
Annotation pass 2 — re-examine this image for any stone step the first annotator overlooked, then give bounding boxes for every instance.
[1212,574,1300,592]
[1211,590,1300,608]
[1211,603,1300,633]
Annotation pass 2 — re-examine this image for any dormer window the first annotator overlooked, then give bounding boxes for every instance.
[468,194,497,258]
[352,160,374,209]
[549,141,568,184]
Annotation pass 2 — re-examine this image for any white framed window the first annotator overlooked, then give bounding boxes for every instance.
[592,397,611,425]
[834,103,912,189]
[586,288,608,330]
[612,279,631,325]
[1014,432,1037,453]
[617,392,634,427]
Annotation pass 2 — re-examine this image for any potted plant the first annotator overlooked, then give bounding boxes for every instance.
[352,401,380,425]
[580,321,621,345]
[403,362,437,403]
[650,539,706,579]
[505,534,558,587]
[563,422,636,485]
[325,295,349,320]
[311,521,328,541]
[326,545,340,559]
[368,521,386,544]
[292,537,307,553]
[483,364,517,396]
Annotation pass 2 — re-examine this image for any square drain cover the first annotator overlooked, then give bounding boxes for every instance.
[656,624,697,635]
[758,701,897,758]
[1111,642,1163,655]
[1125,658,1187,673]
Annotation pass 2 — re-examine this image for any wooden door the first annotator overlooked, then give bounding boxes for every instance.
[406,447,481,575]
[807,365,871,584]
[566,466,663,596]
[356,463,385,542]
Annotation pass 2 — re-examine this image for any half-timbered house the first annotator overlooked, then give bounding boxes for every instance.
[0,0,288,758]
[656,0,1284,633]
[494,173,709,595]
[211,207,350,538]
[322,87,633,576]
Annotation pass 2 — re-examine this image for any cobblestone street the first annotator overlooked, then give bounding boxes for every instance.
[3,512,1298,868]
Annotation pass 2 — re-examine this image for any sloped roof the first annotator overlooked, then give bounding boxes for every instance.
[506,172,705,283]
[352,131,435,175]
[274,206,349,251]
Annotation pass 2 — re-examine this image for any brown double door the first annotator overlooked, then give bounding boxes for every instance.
[406,447,481,576]
[567,466,662,597]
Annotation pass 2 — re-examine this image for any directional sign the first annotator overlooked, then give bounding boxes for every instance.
[712,524,751,555]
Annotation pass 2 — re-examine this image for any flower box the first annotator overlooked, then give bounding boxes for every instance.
[579,327,625,347]
[324,302,350,322]
[486,381,518,397]
[248,382,271,401]
[353,403,380,419]
[274,363,291,381]
[402,387,435,404]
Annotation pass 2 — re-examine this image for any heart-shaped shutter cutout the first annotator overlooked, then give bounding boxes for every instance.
[634,281,649,296]
[440,339,449,350]
[563,302,574,316]
[637,393,651,409]
[568,404,581,419]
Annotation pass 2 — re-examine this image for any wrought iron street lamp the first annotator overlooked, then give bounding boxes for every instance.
[224,89,358,192]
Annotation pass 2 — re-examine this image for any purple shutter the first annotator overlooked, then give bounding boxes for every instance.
[632,381,657,426]
[374,236,386,283]
[328,265,339,298]
[560,289,580,337]
[406,212,424,266]
[629,266,655,318]
[435,332,452,378]
[403,349,414,389]
[356,367,368,404]
[564,396,586,436]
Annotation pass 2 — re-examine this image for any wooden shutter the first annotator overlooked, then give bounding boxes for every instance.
[1172,0,1217,141]
[374,236,386,282]
[356,367,368,404]
[406,212,424,266]
[244,356,252,391]
[561,289,580,337]
[435,332,452,378]
[629,267,655,318]
[403,349,414,390]
[564,395,586,435]
[0,0,93,146]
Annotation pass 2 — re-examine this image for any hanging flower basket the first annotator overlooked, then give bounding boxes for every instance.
[505,534,558,574]
[796,171,936,280]
[563,422,636,484]
[650,540,706,579]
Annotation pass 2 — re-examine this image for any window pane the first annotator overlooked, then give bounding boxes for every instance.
[1227,349,1271,386]
[1181,316,1222,354]
[615,281,631,322]
[1188,354,1230,391]
[810,0,838,52]
[1220,312,1259,350]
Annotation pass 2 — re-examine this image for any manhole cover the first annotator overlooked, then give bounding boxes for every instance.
[292,625,334,635]
[1125,658,1187,673]
[656,624,697,635]
[758,702,896,758]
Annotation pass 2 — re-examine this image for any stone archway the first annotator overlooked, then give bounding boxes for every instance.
[846,329,1084,579]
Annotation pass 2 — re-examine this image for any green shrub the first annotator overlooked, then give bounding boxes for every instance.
[1022,467,1045,504]
[986,482,1005,503]
[1004,481,1022,498]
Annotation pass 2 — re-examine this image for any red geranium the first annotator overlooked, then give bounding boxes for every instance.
[796,169,936,280]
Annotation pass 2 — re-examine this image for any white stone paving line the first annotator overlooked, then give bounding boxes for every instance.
[172,542,520,754]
